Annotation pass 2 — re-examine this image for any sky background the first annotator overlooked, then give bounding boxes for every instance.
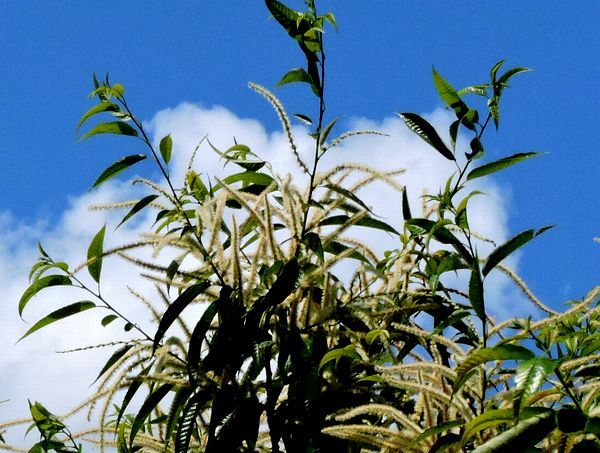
[1,0,599,446]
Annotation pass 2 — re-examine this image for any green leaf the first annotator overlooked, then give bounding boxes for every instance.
[399,112,455,161]
[319,117,339,145]
[302,232,324,262]
[323,183,373,213]
[116,195,159,229]
[405,218,472,263]
[401,187,412,220]
[153,282,211,352]
[496,67,532,91]
[277,67,317,94]
[513,358,556,416]
[18,301,95,341]
[556,407,586,433]
[462,409,513,444]
[77,102,120,130]
[293,113,313,125]
[319,214,398,234]
[80,121,138,140]
[93,344,134,384]
[116,365,152,429]
[101,314,118,326]
[469,264,485,321]
[187,300,219,377]
[471,410,555,453]
[87,225,106,283]
[175,391,206,453]
[91,154,147,190]
[319,346,361,370]
[19,275,72,317]
[129,383,174,444]
[467,152,541,181]
[491,60,505,84]
[160,135,173,164]
[454,344,535,393]
[432,67,468,118]
[483,226,553,276]
[265,0,300,35]
[408,419,465,448]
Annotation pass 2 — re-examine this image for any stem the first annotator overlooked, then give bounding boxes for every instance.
[555,367,584,413]
[119,98,227,288]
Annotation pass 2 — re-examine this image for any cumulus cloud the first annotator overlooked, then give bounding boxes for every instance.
[0,101,532,446]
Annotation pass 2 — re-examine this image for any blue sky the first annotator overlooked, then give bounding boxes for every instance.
[0,0,599,443]
[1,3,598,306]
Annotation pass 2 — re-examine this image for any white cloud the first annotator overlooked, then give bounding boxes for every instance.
[0,101,534,447]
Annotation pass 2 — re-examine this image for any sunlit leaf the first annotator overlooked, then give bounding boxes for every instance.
[160,135,173,164]
[408,419,465,449]
[19,275,72,317]
[18,301,95,341]
[467,152,541,181]
[80,121,138,140]
[87,225,106,283]
[513,357,556,417]
[77,102,120,130]
[433,67,468,118]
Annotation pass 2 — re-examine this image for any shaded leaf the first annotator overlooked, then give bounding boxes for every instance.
[319,346,361,370]
[483,226,553,276]
[467,152,541,181]
[116,195,159,229]
[101,314,118,327]
[129,383,174,444]
[408,419,465,448]
[187,300,219,378]
[323,183,373,213]
[93,344,134,384]
[556,407,586,433]
[91,154,146,190]
[469,264,485,321]
[319,214,398,234]
[87,225,106,283]
[462,409,513,444]
[399,112,455,161]
[175,391,205,453]
[402,186,412,220]
[153,281,211,352]
[277,67,317,94]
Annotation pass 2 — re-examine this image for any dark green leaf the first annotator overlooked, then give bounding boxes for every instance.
[319,117,339,145]
[165,386,193,447]
[116,195,159,229]
[293,113,313,125]
[153,281,211,352]
[496,67,532,90]
[116,365,152,428]
[323,183,373,213]
[165,259,181,293]
[80,121,138,140]
[462,409,514,444]
[160,135,173,164]
[93,344,134,384]
[175,391,207,453]
[483,226,553,276]
[87,225,106,283]
[187,300,219,377]
[91,154,147,190]
[467,152,541,181]
[430,433,461,452]
[277,67,317,94]
[556,407,586,433]
[129,383,174,444]
[471,410,555,453]
[101,314,118,327]
[19,274,72,317]
[469,264,485,321]
[319,214,398,234]
[402,187,412,220]
[405,218,472,263]
[399,112,455,161]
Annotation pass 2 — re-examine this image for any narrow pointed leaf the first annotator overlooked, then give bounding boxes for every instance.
[116,365,152,428]
[92,343,133,384]
[165,386,193,447]
[129,383,174,444]
[323,183,373,213]
[19,275,72,317]
[153,281,211,352]
[77,103,120,130]
[402,187,412,220]
[512,357,555,417]
[80,121,138,140]
[320,117,339,145]
[467,152,541,181]
[469,265,485,321]
[319,214,398,234]
[91,154,147,190]
[454,345,535,393]
[116,195,159,229]
[160,135,173,164]
[408,419,465,448]
[471,410,555,453]
[87,225,106,283]
[19,301,96,341]
[399,112,455,161]
[433,68,468,118]
[483,226,553,276]
[175,391,206,453]
[462,409,514,444]
[187,300,219,377]
[497,67,532,88]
